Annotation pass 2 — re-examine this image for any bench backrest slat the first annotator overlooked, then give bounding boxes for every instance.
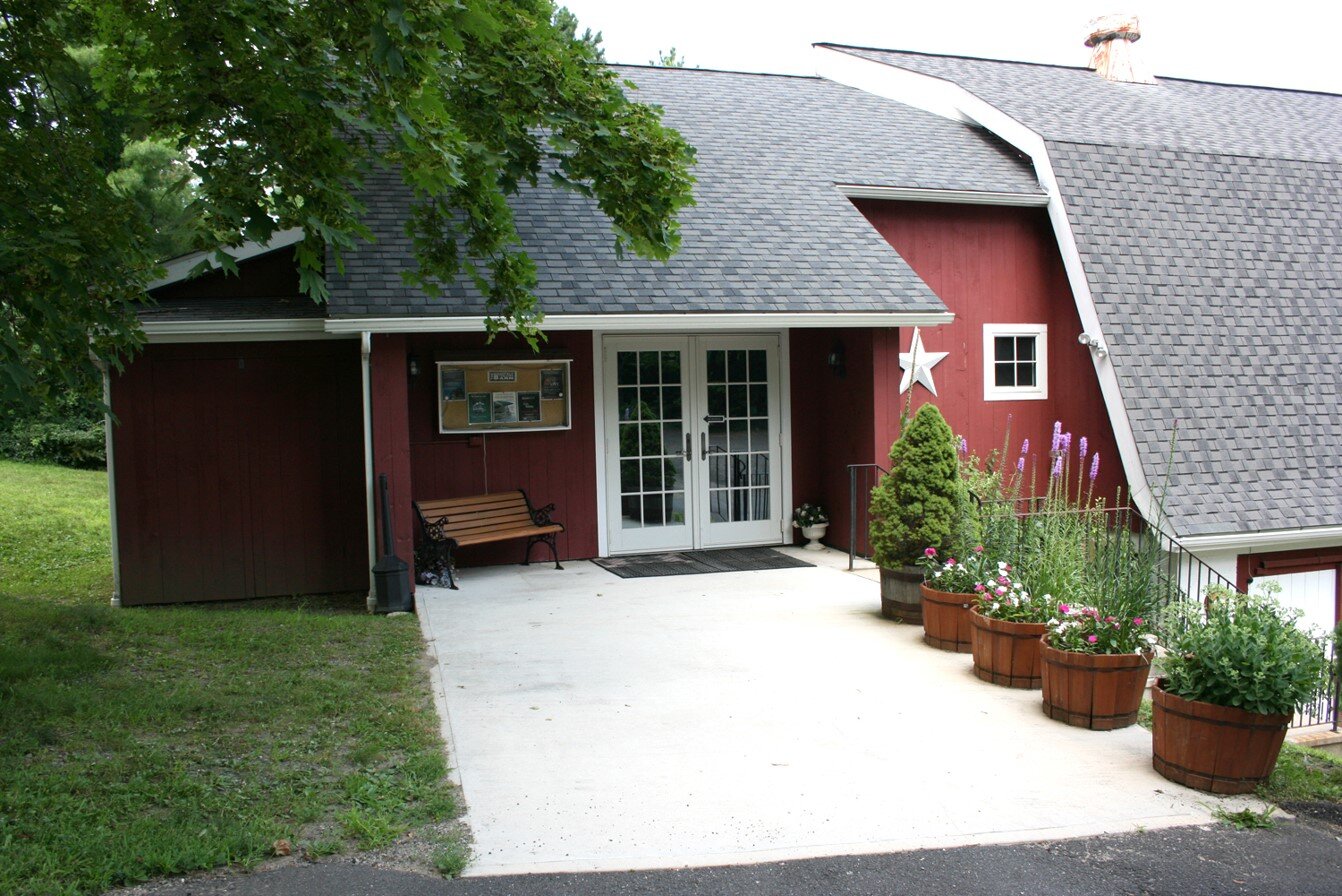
[416,490,543,541]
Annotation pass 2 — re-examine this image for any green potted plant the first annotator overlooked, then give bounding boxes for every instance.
[1040,601,1156,729]
[917,545,995,652]
[869,404,965,623]
[792,503,830,551]
[967,563,1057,688]
[1152,583,1330,794]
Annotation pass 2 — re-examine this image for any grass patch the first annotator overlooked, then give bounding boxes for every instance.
[1259,742,1342,805]
[0,460,462,895]
[1213,806,1276,829]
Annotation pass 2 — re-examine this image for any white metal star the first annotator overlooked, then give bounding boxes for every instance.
[898,328,949,396]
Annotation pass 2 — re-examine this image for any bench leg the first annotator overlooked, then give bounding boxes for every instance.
[444,545,459,590]
[524,534,563,571]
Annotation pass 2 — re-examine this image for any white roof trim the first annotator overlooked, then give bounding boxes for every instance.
[323,311,955,335]
[1180,525,1342,554]
[839,184,1049,207]
[141,319,343,343]
[148,228,306,291]
[817,46,1161,531]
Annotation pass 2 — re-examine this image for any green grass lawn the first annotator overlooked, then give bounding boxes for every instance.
[0,460,463,896]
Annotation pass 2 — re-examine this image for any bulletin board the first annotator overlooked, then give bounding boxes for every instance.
[437,359,572,434]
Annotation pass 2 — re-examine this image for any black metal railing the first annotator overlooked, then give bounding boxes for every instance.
[846,463,887,570]
[1296,641,1340,730]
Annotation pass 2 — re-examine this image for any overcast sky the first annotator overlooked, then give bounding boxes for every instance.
[560,1,1342,94]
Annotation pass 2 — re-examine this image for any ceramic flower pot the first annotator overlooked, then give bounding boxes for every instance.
[1151,678,1292,794]
[880,566,923,624]
[1039,638,1152,730]
[799,523,828,551]
[920,583,973,652]
[969,607,1047,688]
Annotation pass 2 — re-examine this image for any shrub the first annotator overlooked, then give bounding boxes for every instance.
[0,419,106,468]
[869,404,965,569]
[1161,584,1330,716]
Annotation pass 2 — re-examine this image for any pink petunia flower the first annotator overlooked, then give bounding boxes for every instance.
[1133,617,1144,626]
[925,547,937,557]
[1086,635,1098,644]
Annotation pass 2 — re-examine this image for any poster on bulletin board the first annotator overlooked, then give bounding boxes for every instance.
[438,360,571,433]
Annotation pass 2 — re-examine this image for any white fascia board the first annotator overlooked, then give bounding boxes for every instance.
[1180,525,1342,554]
[816,45,1160,528]
[839,184,1049,207]
[148,228,306,290]
[323,311,955,335]
[141,319,342,343]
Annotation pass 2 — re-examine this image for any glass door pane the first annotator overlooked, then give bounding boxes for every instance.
[698,337,781,548]
[604,337,693,553]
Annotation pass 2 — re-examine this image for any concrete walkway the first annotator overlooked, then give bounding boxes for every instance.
[417,548,1264,877]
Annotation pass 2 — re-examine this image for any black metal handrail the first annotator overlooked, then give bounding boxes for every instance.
[847,463,888,570]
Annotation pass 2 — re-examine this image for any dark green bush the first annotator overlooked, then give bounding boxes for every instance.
[0,419,106,468]
[868,404,965,569]
[1161,585,1330,716]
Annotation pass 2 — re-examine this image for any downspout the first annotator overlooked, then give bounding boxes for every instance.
[97,357,122,608]
[361,331,377,613]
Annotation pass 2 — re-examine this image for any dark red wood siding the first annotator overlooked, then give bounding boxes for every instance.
[111,340,368,605]
[404,332,598,565]
[856,200,1127,503]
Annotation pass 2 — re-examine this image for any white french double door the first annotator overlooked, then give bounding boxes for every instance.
[603,335,784,554]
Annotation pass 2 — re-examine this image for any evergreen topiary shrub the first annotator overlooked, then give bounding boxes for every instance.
[869,403,966,570]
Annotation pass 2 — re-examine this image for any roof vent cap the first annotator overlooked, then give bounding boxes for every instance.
[1085,14,1155,84]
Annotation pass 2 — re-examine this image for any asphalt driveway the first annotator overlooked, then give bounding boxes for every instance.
[417,549,1263,877]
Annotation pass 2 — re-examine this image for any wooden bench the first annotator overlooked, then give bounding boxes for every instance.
[414,490,564,590]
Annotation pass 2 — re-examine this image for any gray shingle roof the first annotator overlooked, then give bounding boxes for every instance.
[326,66,1041,318]
[827,46,1342,537]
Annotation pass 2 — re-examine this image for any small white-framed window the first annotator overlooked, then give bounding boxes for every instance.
[983,324,1048,401]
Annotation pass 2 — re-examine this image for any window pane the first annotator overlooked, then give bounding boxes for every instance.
[995,362,1016,388]
[663,386,682,418]
[639,386,661,420]
[708,384,726,416]
[618,422,641,459]
[618,387,639,421]
[748,384,768,416]
[642,459,663,491]
[729,418,748,452]
[620,459,639,492]
[727,350,747,381]
[617,352,638,386]
[728,384,747,417]
[664,458,684,492]
[706,350,726,383]
[665,492,685,525]
[639,351,660,384]
[662,422,683,455]
[748,350,767,381]
[994,336,1015,363]
[660,351,681,384]
[750,418,770,452]
[639,422,661,456]
[1016,362,1036,387]
[642,494,664,526]
[751,487,770,520]
[1016,336,1036,361]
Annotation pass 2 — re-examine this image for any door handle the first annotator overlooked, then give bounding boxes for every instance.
[701,431,707,460]
[684,433,693,463]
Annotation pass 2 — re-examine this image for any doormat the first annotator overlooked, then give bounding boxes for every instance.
[591,547,813,579]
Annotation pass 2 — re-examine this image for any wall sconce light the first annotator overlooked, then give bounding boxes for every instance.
[408,355,420,377]
[827,341,847,379]
[1077,332,1108,358]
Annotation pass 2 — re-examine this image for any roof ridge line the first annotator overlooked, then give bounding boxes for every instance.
[1046,136,1342,168]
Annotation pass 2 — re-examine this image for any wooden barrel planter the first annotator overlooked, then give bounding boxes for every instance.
[969,608,1047,688]
[920,584,973,652]
[880,566,923,624]
[1151,678,1292,795]
[1039,639,1152,730]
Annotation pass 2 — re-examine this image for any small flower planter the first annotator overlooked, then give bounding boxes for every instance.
[799,523,828,551]
[969,607,1047,688]
[920,583,973,652]
[880,566,923,624]
[1151,678,1292,794]
[1039,638,1152,730]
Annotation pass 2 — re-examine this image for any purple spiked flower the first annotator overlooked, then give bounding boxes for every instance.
[1089,453,1101,482]
[1051,421,1062,452]
[1078,436,1089,459]
[1016,456,1025,473]
[1061,432,1072,454]
[1020,438,1029,456]
[1050,455,1063,478]
[958,436,968,456]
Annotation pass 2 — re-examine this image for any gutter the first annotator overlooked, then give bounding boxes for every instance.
[323,311,955,335]
[361,332,377,613]
[1180,525,1342,555]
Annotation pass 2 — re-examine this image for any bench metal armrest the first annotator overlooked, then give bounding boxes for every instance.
[530,503,557,526]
